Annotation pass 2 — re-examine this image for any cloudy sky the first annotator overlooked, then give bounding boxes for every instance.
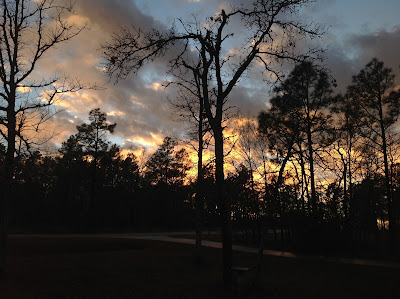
[33,0,400,155]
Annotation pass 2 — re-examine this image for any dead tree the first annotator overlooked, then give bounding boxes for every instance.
[0,0,91,272]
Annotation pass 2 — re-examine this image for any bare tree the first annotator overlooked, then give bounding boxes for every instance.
[167,59,211,263]
[0,0,90,272]
[234,119,258,193]
[103,0,323,288]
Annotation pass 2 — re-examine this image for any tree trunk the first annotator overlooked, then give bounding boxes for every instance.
[306,122,317,214]
[381,124,393,231]
[298,143,311,214]
[343,162,348,220]
[0,184,7,273]
[376,97,393,231]
[378,102,396,254]
[215,127,232,289]
[1,89,16,273]
[348,145,354,225]
[195,98,204,263]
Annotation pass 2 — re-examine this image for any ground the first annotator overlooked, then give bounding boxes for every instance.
[1,236,399,298]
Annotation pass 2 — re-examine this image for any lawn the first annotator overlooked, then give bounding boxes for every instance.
[1,236,399,298]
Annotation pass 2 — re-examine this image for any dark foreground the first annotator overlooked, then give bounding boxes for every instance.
[1,236,399,298]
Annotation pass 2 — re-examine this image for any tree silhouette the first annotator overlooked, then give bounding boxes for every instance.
[271,61,335,214]
[64,108,116,215]
[168,68,211,261]
[115,152,140,193]
[144,137,190,186]
[331,93,364,223]
[258,84,302,236]
[258,90,300,209]
[234,120,259,196]
[103,0,323,287]
[76,108,116,165]
[59,135,84,163]
[347,58,400,234]
[259,61,336,218]
[0,0,89,272]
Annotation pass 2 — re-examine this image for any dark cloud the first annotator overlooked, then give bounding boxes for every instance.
[324,27,400,94]
[304,0,337,14]
[324,46,359,94]
[31,1,400,154]
[227,84,268,118]
[76,0,158,33]
[31,0,189,151]
[349,27,400,79]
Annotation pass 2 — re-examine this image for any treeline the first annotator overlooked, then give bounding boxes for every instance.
[3,58,400,257]
[229,58,400,256]
[3,110,199,232]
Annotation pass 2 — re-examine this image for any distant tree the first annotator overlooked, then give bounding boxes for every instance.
[0,0,89,272]
[267,61,336,214]
[58,134,89,193]
[144,137,190,186]
[234,120,259,195]
[15,151,43,185]
[331,93,365,222]
[76,108,116,165]
[59,135,84,163]
[227,164,260,230]
[323,182,343,221]
[347,58,400,232]
[258,87,301,209]
[116,153,140,193]
[97,144,121,189]
[64,108,116,212]
[170,148,191,187]
[352,175,385,233]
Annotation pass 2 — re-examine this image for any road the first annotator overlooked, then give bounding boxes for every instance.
[11,231,400,269]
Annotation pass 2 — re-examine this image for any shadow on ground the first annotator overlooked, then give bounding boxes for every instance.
[1,236,399,298]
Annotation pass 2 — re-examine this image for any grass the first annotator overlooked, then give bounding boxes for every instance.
[1,235,399,298]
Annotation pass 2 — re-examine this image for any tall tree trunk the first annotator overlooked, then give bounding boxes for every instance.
[0,188,6,274]
[343,162,348,219]
[195,97,204,263]
[381,124,393,231]
[298,142,311,214]
[215,126,232,289]
[273,137,295,246]
[378,101,395,255]
[1,89,16,273]
[306,122,317,214]
[347,142,354,226]
[377,99,393,231]
[292,160,305,214]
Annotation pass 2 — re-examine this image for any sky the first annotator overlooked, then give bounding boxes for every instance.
[30,0,400,157]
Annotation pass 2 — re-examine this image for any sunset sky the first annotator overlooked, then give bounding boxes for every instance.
[36,0,400,156]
